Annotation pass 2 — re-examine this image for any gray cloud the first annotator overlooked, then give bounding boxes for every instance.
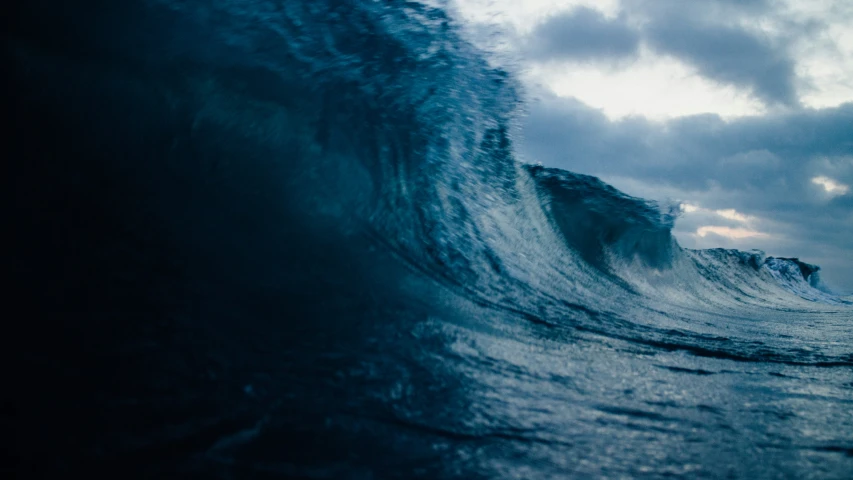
[524,7,640,61]
[518,0,803,106]
[625,0,801,105]
[519,93,853,291]
[644,20,798,106]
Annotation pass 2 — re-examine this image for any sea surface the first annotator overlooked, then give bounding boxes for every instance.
[7,1,853,478]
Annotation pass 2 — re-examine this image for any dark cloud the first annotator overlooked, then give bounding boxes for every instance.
[519,93,853,291]
[523,94,853,192]
[644,21,798,106]
[524,7,640,61]
[625,0,800,105]
[518,0,801,106]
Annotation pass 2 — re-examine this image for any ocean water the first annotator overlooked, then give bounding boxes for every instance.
[7,1,853,478]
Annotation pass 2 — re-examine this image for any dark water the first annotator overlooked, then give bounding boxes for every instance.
[7,1,853,478]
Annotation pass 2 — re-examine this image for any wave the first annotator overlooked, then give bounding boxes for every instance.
[14,0,844,379]
[8,0,853,478]
[62,0,838,312]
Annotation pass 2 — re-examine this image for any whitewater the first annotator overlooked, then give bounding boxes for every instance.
[7,0,852,478]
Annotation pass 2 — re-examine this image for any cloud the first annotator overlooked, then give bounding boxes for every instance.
[679,204,753,223]
[459,0,853,116]
[617,0,798,106]
[696,226,767,239]
[523,94,853,194]
[643,20,798,106]
[524,7,640,62]
[509,0,814,111]
[812,176,850,196]
[714,209,752,223]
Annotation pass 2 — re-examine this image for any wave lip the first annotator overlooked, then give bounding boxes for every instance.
[526,164,679,272]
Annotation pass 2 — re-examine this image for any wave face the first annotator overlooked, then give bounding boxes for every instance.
[8,0,853,478]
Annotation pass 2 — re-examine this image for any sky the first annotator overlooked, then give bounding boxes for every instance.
[450,0,853,293]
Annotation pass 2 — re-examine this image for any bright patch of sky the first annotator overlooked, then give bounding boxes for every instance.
[696,226,768,239]
[526,50,766,119]
[714,209,752,223]
[680,204,754,224]
[680,205,765,240]
[812,176,850,196]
